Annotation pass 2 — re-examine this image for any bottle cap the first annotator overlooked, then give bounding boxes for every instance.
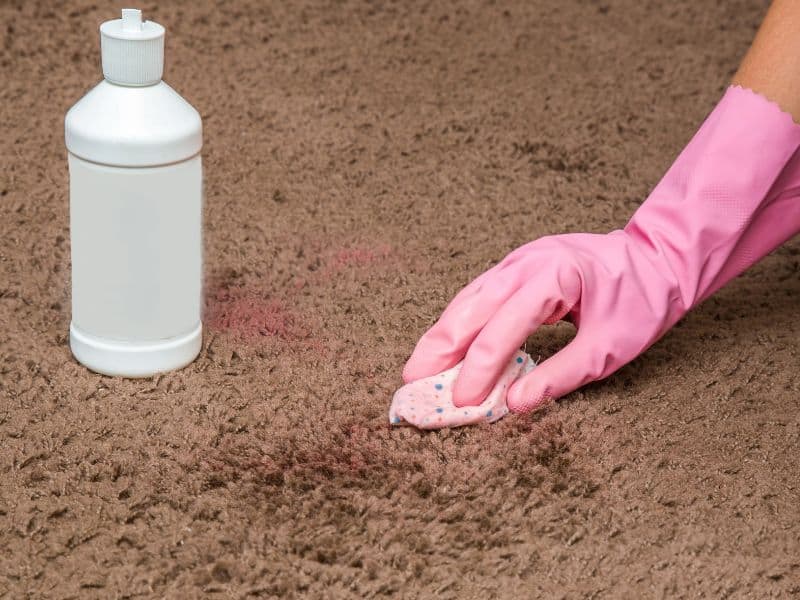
[100,9,165,86]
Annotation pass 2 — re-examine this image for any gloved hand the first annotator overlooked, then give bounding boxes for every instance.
[403,86,800,414]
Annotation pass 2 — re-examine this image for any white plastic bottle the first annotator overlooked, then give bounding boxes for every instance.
[65,8,203,377]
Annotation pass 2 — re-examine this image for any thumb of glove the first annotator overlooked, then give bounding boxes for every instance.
[507,337,596,413]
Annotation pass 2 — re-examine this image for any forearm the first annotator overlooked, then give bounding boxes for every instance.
[733,0,800,121]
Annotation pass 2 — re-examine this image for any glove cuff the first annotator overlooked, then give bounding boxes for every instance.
[625,85,800,311]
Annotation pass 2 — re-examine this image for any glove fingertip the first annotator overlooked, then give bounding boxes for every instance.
[451,377,488,408]
[507,376,554,414]
[402,353,457,384]
[401,359,428,384]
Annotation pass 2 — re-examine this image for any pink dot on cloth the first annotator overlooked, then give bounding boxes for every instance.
[389,351,535,430]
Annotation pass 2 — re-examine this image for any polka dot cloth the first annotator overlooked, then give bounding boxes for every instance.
[389,350,536,430]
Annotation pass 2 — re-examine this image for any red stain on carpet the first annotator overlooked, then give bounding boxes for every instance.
[204,420,392,491]
[324,243,393,273]
[204,284,311,342]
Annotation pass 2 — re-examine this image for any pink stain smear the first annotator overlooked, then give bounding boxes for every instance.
[325,243,392,273]
[203,240,395,348]
[204,284,310,342]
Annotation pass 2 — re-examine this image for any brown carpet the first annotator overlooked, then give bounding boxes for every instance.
[2,0,799,597]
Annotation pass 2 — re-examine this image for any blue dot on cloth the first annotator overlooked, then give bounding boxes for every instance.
[516,356,523,364]
[435,407,444,413]
[392,416,401,423]
[487,410,493,417]
[434,383,443,390]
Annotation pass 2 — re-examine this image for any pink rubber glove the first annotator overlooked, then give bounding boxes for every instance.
[403,86,800,414]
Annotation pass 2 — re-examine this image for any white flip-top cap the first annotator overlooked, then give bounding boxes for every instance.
[100,8,165,86]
